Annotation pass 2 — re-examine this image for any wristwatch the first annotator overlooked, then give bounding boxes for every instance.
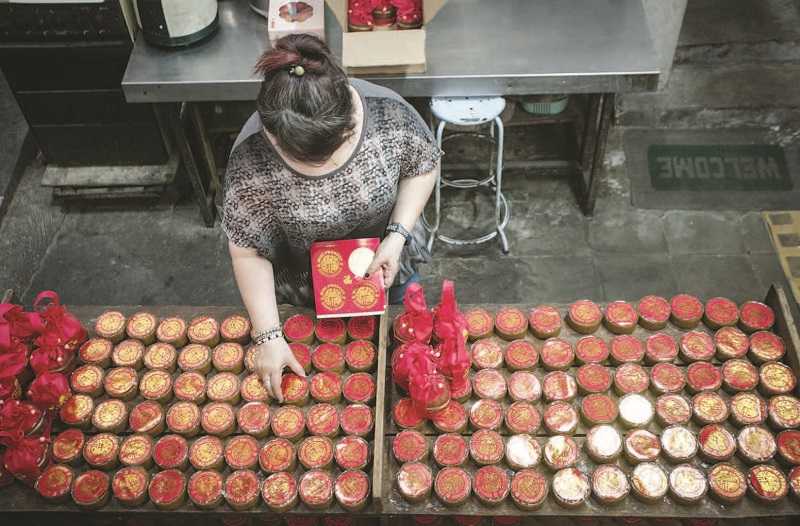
[385,223,412,245]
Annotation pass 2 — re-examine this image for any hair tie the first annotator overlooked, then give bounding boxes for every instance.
[288,64,305,77]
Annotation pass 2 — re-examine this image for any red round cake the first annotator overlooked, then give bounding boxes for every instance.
[469,429,505,465]
[759,361,797,396]
[656,394,692,426]
[651,362,686,394]
[470,398,504,431]
[166,401,201,437]
[119,433,154,467]
[153,434,189,470]
[704,297,739,329]
[686,361,723,392]
[528,305,562,339]
[144,342,177,372]
[112,466,149,507]
[614,363,650,394]
[281,373,309,405]
[747,464,787,503]
[187,316,220,347]
[504,401,541,435]
[393,398,425,430]
[284,314,315,344]
[543,401,579,435]
[721,359,758,392]
[237,401,271,437]
[504,340,538,371]
[188,470,223,509]
[670,294,703,329]
[397,462,432,503]
[316,318,347,345]
[271,405,306,441]
[644,333,678,364]
[604,301,638,334]
[739,301,775,333]
[92,399,128,433]
[94,311,126,344]
[777,430,800,465]
[173,371,207,404]
[507,371,541,402]
[59,394,94,427]
[434,467,471,507]
[104,367,139,401]
[201,402,236,437]
[262,471,298,512]
[71,470,110,509]
[749,331,785,363]
[335,469,370,511]
[312,343,345,373]
[591,464,629,505]
[343,372,376,404]
[698,423,736,462]
[542,371,578,402]
[335,435,370,470]
[472,368,507,400]
[345,340,377,372]
[212,342,245,374]
[769,395,800,430]
[680,330,715,362]
[190,435,224,471]
[580,393,618,425]
[638,295,670,330]
[668,464,707,504]
[240,373,269,403]
[51,429,85,465]
[224,435,260,470]
[708,462,747,504]
[624,429,661,464]
[433,433,469,467]
[575,335,609,364]
[714,326,749,361]
[730,391,768,427]
[341,403,373,436]
[471,338,504,369]
[127,312,158,344]
[511,468,548,510]
[347,315,376,341]
[70,364,104,397]
[567,300,602,334]
[148,469,186,510]
[310,371,343,403]
[306,402,340,437]
[540,338,574,370]
[177,344,212,374]
[259,438,296,473]
[495,307,528,340]
[464,308,494,340]
[36,464,74,502]
[220,314,251,345]
[224,469,261,510]
[610,335,644,364]
[290,342,313,373]
[112,339,145,369]
[576,363,612,394]
[156,317,188,348]
[298,435,334,470]
[473,465,510,506]
[737,425,777,463]
[693,391,729,425]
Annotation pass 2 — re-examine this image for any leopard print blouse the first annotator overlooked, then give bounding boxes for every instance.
[222,79,442,306]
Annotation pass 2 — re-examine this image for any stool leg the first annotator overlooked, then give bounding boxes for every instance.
[427,120,447,252]
[493,117,510,254]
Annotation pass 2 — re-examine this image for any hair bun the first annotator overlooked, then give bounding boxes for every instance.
[255,34,330,77]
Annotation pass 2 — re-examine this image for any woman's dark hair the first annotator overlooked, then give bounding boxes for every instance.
[255,34,354,164]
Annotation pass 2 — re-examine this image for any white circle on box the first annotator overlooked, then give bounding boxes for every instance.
[348,247,375,278]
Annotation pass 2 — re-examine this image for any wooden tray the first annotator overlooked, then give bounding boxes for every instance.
[0,305,388,517]
[379,285,800,518]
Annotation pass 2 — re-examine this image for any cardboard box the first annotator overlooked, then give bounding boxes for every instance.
[325,0,448,74]
[269,0,326,44]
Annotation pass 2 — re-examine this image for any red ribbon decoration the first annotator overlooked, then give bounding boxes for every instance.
[0,304,43,352]
[33,291,87,352]
[392,342,435,391]
[28,343,71,376]
[406,347,450,412]
[0,341,29,380]
[395,282,433,344]
[27,372,70,410]
[0,400,42,435]
[431,280,470,386]
[0,378,20,401]
[0,429,48,485]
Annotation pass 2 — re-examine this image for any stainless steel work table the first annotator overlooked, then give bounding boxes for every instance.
[122,0,660,226]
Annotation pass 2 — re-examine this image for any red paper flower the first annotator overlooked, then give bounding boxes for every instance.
[29,344,72,375]
[0,400,41,434]
[0,429,47,485]
[0,303,43,351]
[0,341,29,380]
[27,372,70,410]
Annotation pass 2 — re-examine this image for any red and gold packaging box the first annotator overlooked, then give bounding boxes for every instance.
[70,364,104,397]
[591,465,629,505]
[574,335,608,365]
[84,432,121,469]
[471,339,503,370]
[59,393,94,428]
[543,401,579,435]
[139,369,173,403]
[651,362,686,394]
[312,343,346,373]
[777,429,800,465]
[348,315,376,341]
[747,464,788,502]
[212,342,245,374]
[580,393,618,425]
[397,461,433,503]
[668,464,707,504]
[511,468,548,510]
[604,301,638,335]
[166,401,201,436]
[576,363,611,394]
[144,342,178,372]
[473,465,511,506]
[127,311,158,344]
[567,300,602,334]
[104,366,139,400]
[154,434,189,470]
[190,435,225,471]
[686,361,722,393]
[71,469,111,509]
[393,397,425,430]
[543,371,577,402]
[504,340,538,371]
[730,391,768,427]
[174,371,207,404]
[715,326,749,361]
[469,429,504,465]
[749,330,785,363]
[670,294,703,329]
[505,434,542,470]
[311,371,343,403]
[299,435,335,470]
[52,429,85,465]
[722,358,758,392]
[343,372,376,404]
[738,425,778,463]
[433,433,468,467]
[201,402,236,437]
[307,402,340,437]
[238,401,271,437]
[149,469,187,510]
[495,307,528,341]
[740,301,775,333]
[692,391,729,425]
[644,333,678,364]
[260,437,297,473]
[119,433,154,468]
[207,372,241,405]
[614,363,650,395]
[704,297,739,329]
[284,313,316,345]
[188,470,224,509]
[178,343,212,374]
[464,308,494,340]
[552,467,590,508]
[528,305,562,339]
[698,423,736,462]
[112,339,145,369]
[225,434,260,470]
[341,403,373,437]
[221,314,251,345]
[769,395,800,430]
[35,464,74,502]
[262,471,298,512]
[610,335,644,364]
[271,405,306,441]
[540,338,574,371]
[708,462,747,504]
[311,238,386,318]
[156,317,188,347]
[434,466,471,507]
[95,310,127,343]
[92,399,128,433]
[504,401,540,435]
[282,373,310,405]
[472,368,507,400]
[586,424,623,463]
[336,435,370,470]
[345,340,377,372]
[430,400,467,434]
[543,435,579,470]
[618,393,654,428]
[507,371,541,402]
[656,393,692,426]
[624,429,661,464]
[112,466,150,507]
[759,361,797,396]
[299,469,334,509]
[79,338,114,368]
[637,295,670,330]
[187,315,220,347]
[631,462,668,502]
[335,469,370,511]
[469,398,503,431]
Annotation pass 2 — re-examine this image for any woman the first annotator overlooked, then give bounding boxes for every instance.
[223,34,440,401]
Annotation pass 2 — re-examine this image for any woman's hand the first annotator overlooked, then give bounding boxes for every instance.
[253,336,306,403]
[366,233,405,288]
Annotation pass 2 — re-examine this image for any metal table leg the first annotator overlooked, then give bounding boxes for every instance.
[578,93,615,216]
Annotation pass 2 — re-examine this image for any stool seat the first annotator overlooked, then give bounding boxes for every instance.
[430,96,506,126]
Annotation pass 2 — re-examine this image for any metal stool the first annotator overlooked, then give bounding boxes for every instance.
[423,96,510,254]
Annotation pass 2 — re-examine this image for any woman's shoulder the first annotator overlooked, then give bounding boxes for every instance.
[227,113,278,183]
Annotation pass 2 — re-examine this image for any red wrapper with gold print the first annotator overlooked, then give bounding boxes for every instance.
[347,315,376,341]
[188,470,223,509]
[721,359,758,392]
[104,366,138,400]
[575,335,609,365]
[166,401,201,436]
[224,435,260,470]
[581,393,618,425]
[36,464,74,502]
[95,311,127,343]
[495,307,528,341]
[307,402,340,437]
[112,339,145,369]
[637,295,670,330]
[112,466,149,507]
[543,371,577,402]
[70,364,104,397]
[174,371,207,404]
[473,368,507,400]
[576,363,611,394]
[220,314,251,345]
[505,401,541,435]
[529,305,562,339]
[149,469,186,510]
[201,402,236,437]
[144,342,177,372]
[777,430,800,465]
[52,429,85,465]
[645,333,678,364]
[92,398,128,433]
[298,435,334,470]
[470,399,503,431]
[238,401,271,437]
[393,397,425,430]
[604,301,638,334]
[698,424,736,462]
[469,429,505,465]
[71,469,110,509]
[769,395,800,430]
[139,369,172,403]
[156,317,188,347]
[651,363,686,394]
[592,464,629,505]
[341,403,374,436]
[544,435,579,470]
[511,468,548,510]
[708,462,747,503]
[120,433,154,467]
[397,461,433,503]
[434,466,471,506]
[624,429,661,464]
[282,373,309,405]
[212,342,245,374]
[262,471,298,512]
[271,405,306,441]
[310,371,342,403]
[656,394,692,426]
[343,372,376,404]
[84,432,120,469]
[299,469,334,509]
[610,335,644,364]
[59,393,94,428]
[335,469,370,511]
[430,400,468,434]
[154,434,189,470]
[474,465,511,506]
[504,340,538,371]
[190,435,224,471]
[790,466,800,500]
[433,433,468,467]
[670,294,703,329]
[715,326,749,361]
[692,391,729,425]
[759,361,797,396]
[335,435,370,470]
[740,301,775,333]
[207,372,241,405]
[312,343,345,373]
[568,300,602,334]
[686,361,722,393]
[680,331,715,362]
[187,315,220,347]
[508,371,541,402]
[747,464,787,502]
[464,308,494,340]
[544,401,579,435]
[311,238,387,318]
[240,373,268,403]
[541,338,574,371]
[178,344,212,374]
[345,340,377,372]
[749,331,785,363]
[704,297,739,329]
[225,469,261,510]
[284,314,316,345]
[471,339,504,369]
[260,437,297,473]
[731,391,768,427]
[126,312,157,344]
